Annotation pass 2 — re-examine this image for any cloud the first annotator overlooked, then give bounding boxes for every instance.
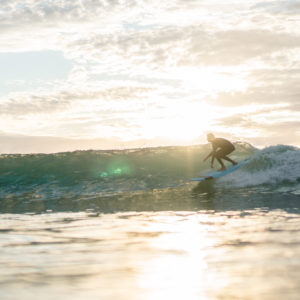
[0,85,153,116]
[2,1,300,69]
[64,26,300,75]
[0,1,299,150]
[253,1,300,15]
[216,104,300,132]
[0,0,131,52]
[213,103,300,147]
[210,67,300,108]
[0,0,115,29]
[199,30,300,65]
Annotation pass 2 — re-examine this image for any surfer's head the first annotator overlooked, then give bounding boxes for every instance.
[206,133,215,142]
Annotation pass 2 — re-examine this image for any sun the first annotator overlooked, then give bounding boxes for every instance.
[141,101,216,142]
[134,66,245,143]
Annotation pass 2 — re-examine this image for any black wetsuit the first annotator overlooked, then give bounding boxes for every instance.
[212,138,235,158]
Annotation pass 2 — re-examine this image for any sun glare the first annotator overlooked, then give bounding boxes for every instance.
[173,66,247,94]
[137,213,228,300]
[141,101,216,142]
[130,66,246,143]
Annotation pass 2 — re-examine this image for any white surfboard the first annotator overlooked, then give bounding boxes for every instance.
[190,160,247,182]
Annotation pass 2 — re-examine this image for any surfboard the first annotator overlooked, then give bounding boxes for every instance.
[190,160,247,182]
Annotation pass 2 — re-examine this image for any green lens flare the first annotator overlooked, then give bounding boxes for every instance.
[98,159,132,178]
[112,168,122,174]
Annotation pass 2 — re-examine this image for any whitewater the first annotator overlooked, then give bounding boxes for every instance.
[1,143,300,299]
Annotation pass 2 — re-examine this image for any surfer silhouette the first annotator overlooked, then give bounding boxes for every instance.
[203,133,237,171]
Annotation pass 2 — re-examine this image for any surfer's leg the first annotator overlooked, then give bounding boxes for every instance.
[222,156,238,165]
[215,150,226,171]
[220,148,237,165]
[216,158,226,171]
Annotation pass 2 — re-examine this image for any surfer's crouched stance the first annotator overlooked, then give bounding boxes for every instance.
[203,133,238,171]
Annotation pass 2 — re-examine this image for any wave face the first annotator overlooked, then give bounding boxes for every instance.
[218,145,300,192]
[0,143,299,207]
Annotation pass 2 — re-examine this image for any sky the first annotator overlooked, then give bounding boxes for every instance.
[0,0,299,153]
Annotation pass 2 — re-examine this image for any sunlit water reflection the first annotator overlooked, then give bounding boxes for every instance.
[1,209,300,300]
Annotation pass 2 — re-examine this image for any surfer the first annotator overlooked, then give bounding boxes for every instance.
[203,133,237,171]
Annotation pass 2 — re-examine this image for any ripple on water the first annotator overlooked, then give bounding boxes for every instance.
[0,209,300,300]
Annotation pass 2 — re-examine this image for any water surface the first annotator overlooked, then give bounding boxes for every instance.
[1,144,300,299]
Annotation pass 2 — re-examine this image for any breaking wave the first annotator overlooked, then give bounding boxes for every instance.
[0,143,299,204]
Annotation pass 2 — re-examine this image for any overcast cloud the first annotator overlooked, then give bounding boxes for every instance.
[0,0,299,152]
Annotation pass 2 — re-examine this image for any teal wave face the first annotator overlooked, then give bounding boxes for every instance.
[1,143,299,206]
[0,143,254,185]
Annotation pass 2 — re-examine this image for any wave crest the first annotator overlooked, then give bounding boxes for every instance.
[218,145,300,191]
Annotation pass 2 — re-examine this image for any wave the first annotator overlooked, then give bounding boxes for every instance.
[217,145,300,193]
[0,143,299,202]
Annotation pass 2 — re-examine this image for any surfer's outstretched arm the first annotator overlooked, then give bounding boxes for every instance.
[203,151,213,162]
[203,151,215,168]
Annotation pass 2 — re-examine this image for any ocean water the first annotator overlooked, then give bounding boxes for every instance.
[0,143,300,299]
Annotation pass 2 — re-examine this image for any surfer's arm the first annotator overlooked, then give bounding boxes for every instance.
[204,143,218,165]
[203,151,216,167]
[203,151,213,162]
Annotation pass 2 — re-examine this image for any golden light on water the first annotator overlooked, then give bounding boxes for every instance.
[2,209,300,299]
[135,213,230,299]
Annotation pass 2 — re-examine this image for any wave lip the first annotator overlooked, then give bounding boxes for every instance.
[218,145,300,192]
